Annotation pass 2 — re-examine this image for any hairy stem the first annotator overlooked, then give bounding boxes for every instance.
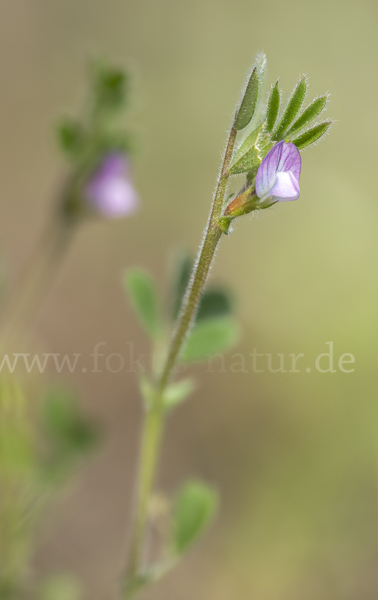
[125,125,237,593]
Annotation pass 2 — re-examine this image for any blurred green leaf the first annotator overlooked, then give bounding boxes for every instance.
[171,253,193,321]
[172,481,218,554]
[286,95,327,138]
[43,388,98,454]
[273,76,307,140]
[265,81,280,133]
[123,269,161,340]
[196,288,233,321]
[181,317,240,362]
[40,574,82,600]
[234,67,258,131]
[292,122,331,149]
[57,118,86,158]
[163,378,195,411]
[92,62,128,112]
[171,254,234,329]
[0,427,34,474]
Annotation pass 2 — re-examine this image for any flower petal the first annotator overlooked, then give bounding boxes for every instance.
[87,177,139,216]
[269,171,300,202]
[255,141,284,199]
[85,153,138,218]
[277,142,301,181]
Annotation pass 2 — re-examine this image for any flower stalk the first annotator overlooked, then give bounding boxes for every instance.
[124,126,237,594]
[0,208,78,350]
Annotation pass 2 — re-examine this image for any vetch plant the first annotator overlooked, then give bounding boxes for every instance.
[0,60,138,599]
[122,54,332,598]
[0,60,138,349]
[0,53,332,600]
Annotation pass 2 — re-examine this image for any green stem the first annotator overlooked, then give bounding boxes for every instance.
[125,126,237,594]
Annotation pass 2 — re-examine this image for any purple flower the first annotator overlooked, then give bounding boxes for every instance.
[255,141,301,203]
[84,153,138,218]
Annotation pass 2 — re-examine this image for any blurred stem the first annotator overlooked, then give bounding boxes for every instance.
[0,209,77,350]
[125,125,237,594]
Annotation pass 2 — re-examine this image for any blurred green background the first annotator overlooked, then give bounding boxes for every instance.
[1,0,378,598]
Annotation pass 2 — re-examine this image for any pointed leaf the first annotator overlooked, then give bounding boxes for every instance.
[229,123,264,175]
[256,53,267,89]
[292,122,331,149]
[265,81,280,133]
[180,317,239,363]
[57,118,86,158]
[229,147,260,175]
[259,141,275,159]
[172,481,218,553]
[197,288,233,321]
[231,123,264,167]
[253,53,267,125]
[123,269,161,340]
[286,96,327,138]
[273,77,307,140]
[164,378,195,411]
[92,62,129,112]
[234,68,258,131]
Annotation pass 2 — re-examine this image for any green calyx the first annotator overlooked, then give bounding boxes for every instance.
[218,188,261,233]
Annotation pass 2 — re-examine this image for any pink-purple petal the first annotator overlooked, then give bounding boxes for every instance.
[255,141,284,199]
[276,142,301,181]
[255,141,301,203]
[84,153,138,218]
[269,171,300,202]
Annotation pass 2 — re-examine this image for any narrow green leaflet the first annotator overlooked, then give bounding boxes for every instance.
[163,378,196,411]
[256,53,267,90]
[229,148,260,175]
[253,53,267,124]
[229,123,264,175]
[259,141,275,159]
[234,67,259,131]
[286,96,327,139]
[231,123,264,166]
[123,268,161,340]
[180,316,240,363]
[273,76,307,140]
[172,481,218,554]
[292,122,331,149]
[265,81,280,133]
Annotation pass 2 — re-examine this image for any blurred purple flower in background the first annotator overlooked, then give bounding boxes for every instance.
[84,153,139,218]
[256,141,301,203]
